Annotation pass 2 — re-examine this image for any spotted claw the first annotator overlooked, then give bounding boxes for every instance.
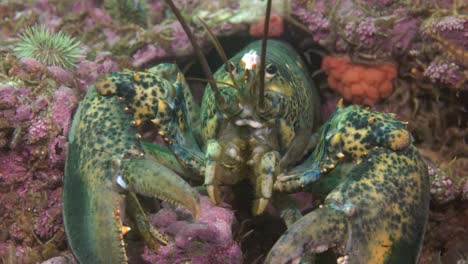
[63,83,200,263]
[268,147,429,263]
[267,106,430,263]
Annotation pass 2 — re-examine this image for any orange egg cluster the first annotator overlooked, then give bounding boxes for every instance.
[321,55,397,106]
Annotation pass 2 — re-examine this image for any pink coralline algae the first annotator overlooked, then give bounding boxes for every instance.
[132,44,168,67]
[75,56,119,91]
[355,0,395,6]
[344,18,382,49]
[430,175,457,205]
[0,151,29,187]
[103,28,120,46]
[47,66,74,85]
[15,104,33,122]
[0,85,33,128]
[34,187,64,240]
[168,22,194,55]
[142,196,242,264]
[0,49,88,262]
[27,118,49,143]
[20,57,46,72]
[85,8,113,26]
[0,148,67,262]
[51,86,78,137]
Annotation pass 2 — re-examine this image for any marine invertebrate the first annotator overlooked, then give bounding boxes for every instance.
[63,77,201,263]
[62,1,430,262]
[424,61,463,87]
[93,39,321,217]
[418,7,467,90]
[355,18,379,48]
[63,0,320,259]
[292,5,330,44]
[13,25,81,69]
[321,55,397,105]
[268,105,429,263]
[426,155,468,205]
[0,0,464,262]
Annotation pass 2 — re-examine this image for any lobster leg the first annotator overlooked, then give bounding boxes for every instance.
[204,139,225,204]
[251,150,280,215]
[204,138,248,205]
[204,143,284,217]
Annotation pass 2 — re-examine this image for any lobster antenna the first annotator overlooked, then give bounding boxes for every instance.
[197,17,240,91]
[164,0,225,107]
[258,0,272,110]
[185,77,237,89]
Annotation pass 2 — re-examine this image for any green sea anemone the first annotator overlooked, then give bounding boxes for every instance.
[14,25,81,69]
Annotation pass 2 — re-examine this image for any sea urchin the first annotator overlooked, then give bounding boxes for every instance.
[14,25,81,69]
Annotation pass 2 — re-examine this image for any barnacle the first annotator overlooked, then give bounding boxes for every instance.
[13,25,81,69]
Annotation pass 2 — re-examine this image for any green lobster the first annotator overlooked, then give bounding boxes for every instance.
[63,1,429,263]
[93,39,321,216]
[63,37,322,262]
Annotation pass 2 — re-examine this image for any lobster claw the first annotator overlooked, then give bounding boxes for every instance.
[63,86,200,264]
[267,106,430,264]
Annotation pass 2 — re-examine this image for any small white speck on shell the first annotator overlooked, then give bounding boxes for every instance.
[116,174,128,190]
[241,50,260,70]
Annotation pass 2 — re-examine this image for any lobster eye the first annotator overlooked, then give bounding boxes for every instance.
[225,62,237,74]
[265,64,277,79]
